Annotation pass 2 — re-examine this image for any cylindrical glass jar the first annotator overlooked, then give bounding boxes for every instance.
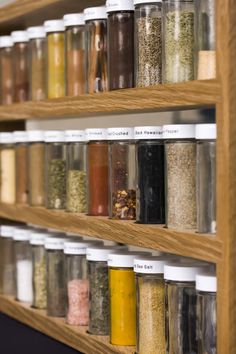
[11,31,29,102]
[28,130,45,207]
[44,20,65,99]
[84,6,108,93]
[86,128,109,216]
[163,0,195,83]
[45,131,66,210]
[107,0,134,90]
[27,26,46,101]
[108,127,136,220]
[135,126,165,224]
[134,257,167,354]
[13,131,28,205]
[196,273,217,354]
[0,36,14,105]
[164,125,196,230]
[134,0,162,87]
[0,133,16,204]
[13,227,33,303]
[65,130,87,213]
[64,13,86,96]
[196,124,216,234]
[196,0,215,80]
[0,225,16,296]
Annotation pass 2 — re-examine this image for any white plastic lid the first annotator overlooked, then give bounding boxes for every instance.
[65,130,86,142]
[86,245,127,261]
[1,225,15,238]
[196,273,217,292]
[134,0,162,4]
[85,128,107,141]
[27,26,46,39]
[163,124,196,139]
[11,30,29,43]
[84,6,107,21]
[107,127,134,140]
[44,130,65,142]
[134,126,163,140]
[134,256,170,274]
[45,236,68,250]
[0,36,13,48]
[63,13,85,26]
[1,132,14,144]
[30,231,48,246]
[195,124,216,140]
[13,131,28,143]
[13,228,31,241]
[108,251,151,268]
[44,20,65,33]
[106,0,134,12]
[64,240,103,255]
[28,130,45,142]
[164,262,208,282]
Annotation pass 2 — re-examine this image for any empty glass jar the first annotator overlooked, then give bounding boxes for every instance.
[13,131,28,205]
[0,225,15,296]
[0,133,16,204]
[0,35,14,105]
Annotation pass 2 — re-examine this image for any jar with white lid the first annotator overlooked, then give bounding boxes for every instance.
[196,273,217,354]
[164,124,196,230]
[45,131,66,209]
[196,124,216,234]
[134,0,163,87]
[0,132,16,204]
[108,127,136,220]
[13,227,33,303]
[65,130,87,213]
[0,35,14,105]
[0,225,16,296]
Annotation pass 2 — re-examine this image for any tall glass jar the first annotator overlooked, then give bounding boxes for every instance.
[28,130,45,207]
[45,131,66,210]
[163,0,195,83]
[196,124,216,234]
[86,128,109,216]
[107,0,134,90]
[0,36,14,105]
[64,13,86,96]
[108,127,136,220]
[135,126,165,224]
[27,26,46,101]
[0,133,16,204]
[44,20,65,98]
[13,131,28,205]
[65,130,87,213]
[0,225,15,296]
[84,6,108,93]
[11,31,29,102]
[164,125,196,230]
[134,0,162,87]
[196,273,217,354]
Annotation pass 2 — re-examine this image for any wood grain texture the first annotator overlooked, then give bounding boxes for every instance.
[0,295,134,354]
[0,204,221,262]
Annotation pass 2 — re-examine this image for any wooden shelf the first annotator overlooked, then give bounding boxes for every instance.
[0,204,221,262]
[0,295,134,354]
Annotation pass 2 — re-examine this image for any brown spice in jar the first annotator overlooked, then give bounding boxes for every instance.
[29,143,45,206]
[0,46,14,105]
[15,143,28,204]
[13,42,29,102]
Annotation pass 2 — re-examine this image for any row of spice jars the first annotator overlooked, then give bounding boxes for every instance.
[0,0,215,105]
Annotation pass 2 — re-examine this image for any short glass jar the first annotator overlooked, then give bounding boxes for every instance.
[65,130,87,213]
[135,126,165,224]
[108,127,136,220]
[164,124,196,230]
[0,36,14,105]
[134,0,162,87]
[86,128,109,216]
[0,225,16,296]
[84,6,108,93]
[196,124,216,234]
[107,0,134,90]
[64,13,86,96]
[45,131,66,210]
[0,133,16,204]
[44,20,65,99]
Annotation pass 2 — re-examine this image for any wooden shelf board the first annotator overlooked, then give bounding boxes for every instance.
[0,295,134,354]
[0,204,222,262]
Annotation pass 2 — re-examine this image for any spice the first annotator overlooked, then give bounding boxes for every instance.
[0,37,14,105]
[67,170,87,213]
[47,159,66,209]
[29,36,46,101]
[16,260,33,303]
[1,145,16,204]
[33,256,47,309]
[67,279,89,326]
[197,50,216,80]
[0,227,15,296]
[28,142,45,206]
[15,143,28,204]
[112,189,136,219]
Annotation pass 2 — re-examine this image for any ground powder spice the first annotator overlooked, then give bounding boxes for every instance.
[15,143,28,204]
[67,278,89,326]
[29,143,45,206]
[1,147,16,204]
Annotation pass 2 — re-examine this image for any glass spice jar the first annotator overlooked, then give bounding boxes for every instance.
[135,126,165,224]
[196,273,217,354]
[108,127,136,220]
[65,130,87,213]
[163,0,195,83]
[106,0,134,90]
[11,30,29,102]
[164,124,196,230]
[84,6,108,93]
[45,131,66,210]
[0,133,16,204]
[0,225,16,296]
[134,0,162,87]
[64,13,86,96]
[27,26,46,101]
[86,128,109,216]
[196,124,216,234]
[13,131,29,205]
[44,20,65,99]
[0,36,14,105]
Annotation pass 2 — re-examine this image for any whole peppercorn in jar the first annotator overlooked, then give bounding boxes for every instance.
[0,36,14,105]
